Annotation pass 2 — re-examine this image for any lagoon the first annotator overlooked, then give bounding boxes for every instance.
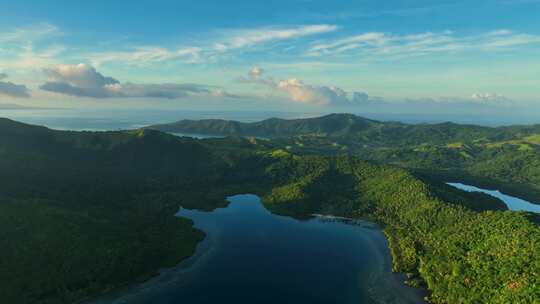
[92,194,424,304]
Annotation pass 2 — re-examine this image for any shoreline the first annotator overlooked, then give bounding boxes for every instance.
[88,200,430,304]
[312,213,429,303]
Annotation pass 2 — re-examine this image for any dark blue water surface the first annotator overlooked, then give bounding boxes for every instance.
[92,194,424,304]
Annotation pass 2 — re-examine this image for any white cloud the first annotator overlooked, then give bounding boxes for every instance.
[1,23,336,70]
[242,67,275,86]
[39,63,219,99]
[0,23,63,70]
[486,29,514,36]
[310,32,387,53]
[0,23,59,44]
[248,67,264,78]
[471,93,510,102]
[352,92,369,103]
[89,24,337,66]
[216,24,338,51]
[90,47,202,67]
[240,67,369,106]
[307,30,540,59]
[44,64,119,88]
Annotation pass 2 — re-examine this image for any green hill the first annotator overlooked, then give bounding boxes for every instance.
[1,118,539,304]
[259,155,539,303]
[148,113,383,138]
[148,113,540,143]
[0,119,252,303]
[149,114,540,202]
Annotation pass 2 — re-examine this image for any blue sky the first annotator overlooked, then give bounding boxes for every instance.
[0,0,539,115]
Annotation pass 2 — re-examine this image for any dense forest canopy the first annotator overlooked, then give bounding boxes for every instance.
[151,114,540,202]
[1,117,539,304]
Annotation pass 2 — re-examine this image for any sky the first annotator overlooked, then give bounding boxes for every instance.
[0,0,539,117]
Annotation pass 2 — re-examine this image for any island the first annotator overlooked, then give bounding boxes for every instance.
[1,115,539,303]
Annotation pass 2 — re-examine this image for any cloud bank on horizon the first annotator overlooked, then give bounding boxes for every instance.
[0,0,539,111]
[0,73,30,98]
[39,64,222,99]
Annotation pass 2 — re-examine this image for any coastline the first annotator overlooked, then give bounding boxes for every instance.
[88,179,540,304]
[86,201,429,304]
[313,213,429,303]
[81,219,206,304]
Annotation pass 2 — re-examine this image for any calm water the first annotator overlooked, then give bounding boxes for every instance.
[447,183,540,213]
[92,194,424,304]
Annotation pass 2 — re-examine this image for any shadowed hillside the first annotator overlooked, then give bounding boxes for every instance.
[1,118,539,304]
[149,114,540,202]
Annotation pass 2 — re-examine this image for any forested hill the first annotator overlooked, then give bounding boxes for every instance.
[148,114,540,202]
[148,113,540,143]
[1,118,539,304]
[148,113,384,138]
[0,118,264,304]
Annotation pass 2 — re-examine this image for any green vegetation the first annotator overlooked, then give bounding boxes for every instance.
[1,117,540,304]
[260,156,540,303]
[0,196,204,304]
[161,113,540,203]
[0,119,261,303]
[148,113,381,138]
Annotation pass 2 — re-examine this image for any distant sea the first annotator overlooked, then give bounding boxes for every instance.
[0,109,322,131]
[1,108,538,131]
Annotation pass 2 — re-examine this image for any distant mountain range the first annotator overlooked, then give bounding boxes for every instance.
[148,113,540,143]
[148,113,378,137]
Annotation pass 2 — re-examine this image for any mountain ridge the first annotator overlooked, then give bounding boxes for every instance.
[148,113,386,138]
[148,113,540,142]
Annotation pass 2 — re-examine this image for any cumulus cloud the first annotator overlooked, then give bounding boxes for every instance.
[471,93,510,102]
[248,67,264,78]
[43,64,119,88]
[40,81,109,98]
[352,91,369,103]
[39,63,223,99]
[242,67,275,86]
[240,67,369,106]
[40,64,120,97]
[0,73,30,98]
